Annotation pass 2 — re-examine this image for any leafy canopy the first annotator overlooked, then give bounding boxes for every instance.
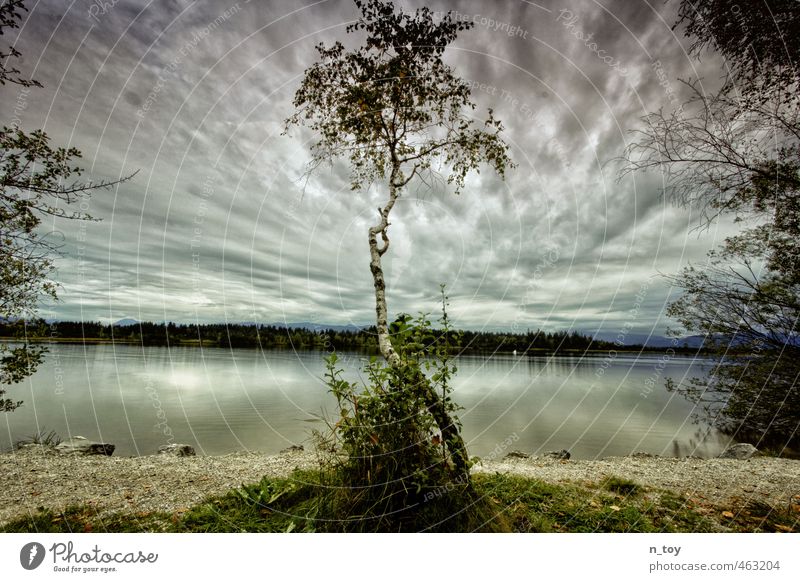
[676,0,799,103]
[0,1,133,411]
[630,2,800,449]
[0,0,41,87]
[285,0,512,192]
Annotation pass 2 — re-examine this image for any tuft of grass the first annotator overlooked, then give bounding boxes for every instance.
[14,429,62,449]
[602,475,641,496]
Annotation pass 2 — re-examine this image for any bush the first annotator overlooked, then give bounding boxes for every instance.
[312,292,477,529]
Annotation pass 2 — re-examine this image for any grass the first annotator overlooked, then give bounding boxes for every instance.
[14,429,62,449]
[171,469,510,533]
[601,475,641,496]
[0,505,172,533]
[5,469,795,533]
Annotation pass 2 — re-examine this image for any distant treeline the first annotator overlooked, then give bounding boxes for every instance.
[0,320,702,355]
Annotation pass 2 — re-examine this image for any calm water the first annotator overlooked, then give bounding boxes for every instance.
[0,344,730,458]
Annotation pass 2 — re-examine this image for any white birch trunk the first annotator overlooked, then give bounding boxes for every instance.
[367,166,470,478]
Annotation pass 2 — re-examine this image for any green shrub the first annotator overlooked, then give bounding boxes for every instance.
[311,290,479,529]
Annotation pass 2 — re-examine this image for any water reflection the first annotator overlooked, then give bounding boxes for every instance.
[0,345,729,458]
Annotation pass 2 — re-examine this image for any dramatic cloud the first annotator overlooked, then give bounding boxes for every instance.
[2,0,736,335]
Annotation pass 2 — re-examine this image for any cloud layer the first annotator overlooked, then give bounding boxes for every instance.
[2,0,737,335]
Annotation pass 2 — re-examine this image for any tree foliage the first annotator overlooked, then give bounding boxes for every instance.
[628,3,800,449]
[0,0,41,88]
[624,78,799,223]
[676,0,799,104]
[286,0,511,194]
[314,294,467,527]
[0,1,132,411]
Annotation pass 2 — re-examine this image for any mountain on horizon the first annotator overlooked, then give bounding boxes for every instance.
[590,331,706,349]
[263,321,368,333]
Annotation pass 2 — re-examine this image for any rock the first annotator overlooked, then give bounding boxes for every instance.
[280,445,304,454]
[718,443,758,459]
[55,436,115,456]
[504,450,530,459]
[157,444,196,457]
[543,449,571,460]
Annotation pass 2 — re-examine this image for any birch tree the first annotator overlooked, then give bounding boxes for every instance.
[285,0,513,475]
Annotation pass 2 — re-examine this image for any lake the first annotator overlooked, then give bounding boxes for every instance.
[0,344,730,459]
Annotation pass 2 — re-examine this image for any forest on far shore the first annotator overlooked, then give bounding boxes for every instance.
[0,320,704,355]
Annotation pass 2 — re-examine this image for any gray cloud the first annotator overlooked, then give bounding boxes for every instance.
[3,0,737,334]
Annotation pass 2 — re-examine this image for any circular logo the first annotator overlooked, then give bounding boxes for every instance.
[20,542,46,570]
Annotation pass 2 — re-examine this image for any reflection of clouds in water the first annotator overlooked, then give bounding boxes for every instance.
[1,346,730,458]
[452,354,730,460]
[169,370,204,388]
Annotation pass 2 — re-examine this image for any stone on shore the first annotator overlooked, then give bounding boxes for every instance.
[543,449,571,460]
[718,443,758,459]
[55,436,115,456]
[158,444,196,457]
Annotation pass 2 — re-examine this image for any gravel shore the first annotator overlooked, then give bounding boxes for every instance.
[1,447,798,526]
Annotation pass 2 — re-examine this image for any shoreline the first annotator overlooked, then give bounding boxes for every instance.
[1,448,798,527]
[0,336,709,355]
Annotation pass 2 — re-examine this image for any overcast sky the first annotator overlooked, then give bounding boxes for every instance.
[2,0,737,335]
